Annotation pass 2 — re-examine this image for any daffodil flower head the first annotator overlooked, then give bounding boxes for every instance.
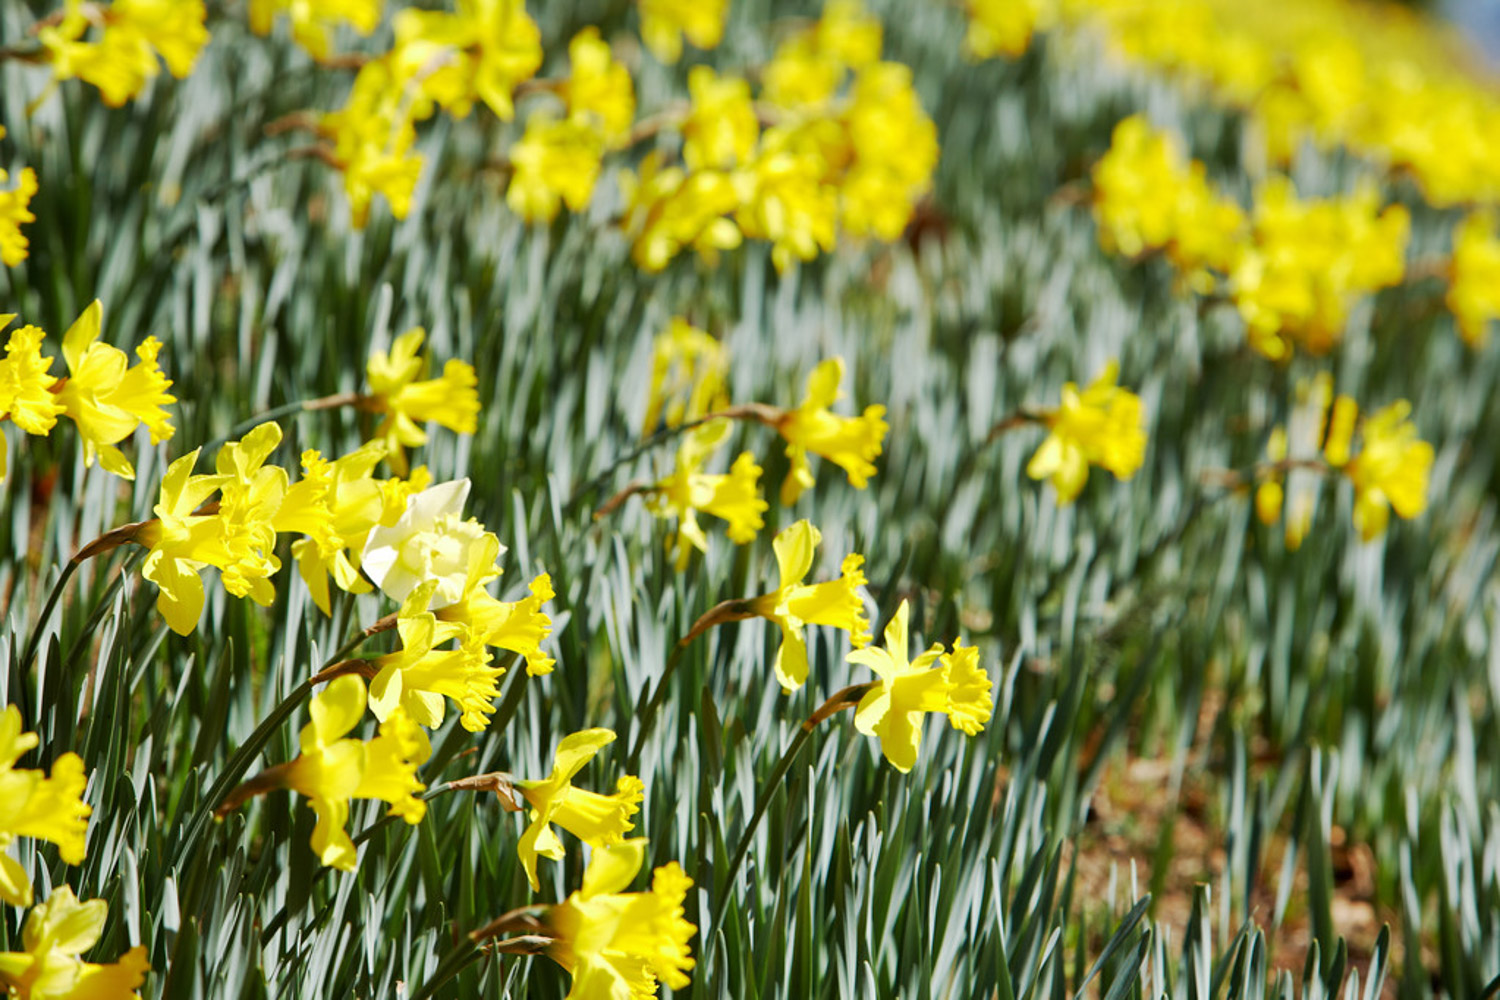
[139,447,229,636]
[545,838,696,996]
[506,114,605,223]
[1025,361,1147,504]
[638,0,727,63]
[1343,401,1433,541]
[362,478,503,610]
[437,571,556,676]
[277,442,388,614]
[746,519,871,692]
[648,419,768,570]
[0,164,38,268]
[0,886,149,999]
[212,422,289,606]
[562,27,635,147]
[40,0,208,107]
[0,322,66,469]
[963,0,1052,59]
[513,729,643,891]
[55,300,176,480]
[248,0,380,61]
[641,318,730,434]
[839,62,939,242]
[775,358,888,505]
[849,601,994,772]
[0,706,92,906]
[283,675,430,871]
[620,154,743,272]
[365,328,481,474]
[1448,210,1500,348]
[389,0,542,121]
[370,581,506,732]
[682,67,759,171]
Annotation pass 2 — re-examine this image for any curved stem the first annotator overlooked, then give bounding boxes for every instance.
[17,556,80,688]
[411,939,487,1000]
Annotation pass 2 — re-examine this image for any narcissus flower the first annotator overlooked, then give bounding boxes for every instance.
[369,582,506,732]
[544,838,695,996]
[39,0,208,107]
[638,0,727,63]
[213,422,288,606]
[319,57,424,226]
[839,62,939,242]
[389,0,542,121]
[641,318,729,433]
[55,300,176,480]
[0,707,92,907]
[362,478,502,610]
[514,730,643,891]
[507,115,605,223]
[276,442,389,614]
[1448,211,1500,348]
[747,520,870,692]
[0,162,37,268]
[1026,361,1147,504]
[963,0,1052,59]
[620,155,743,272]
[279,676,430,871]
[248,0,380,61]
[137,447,229,635]
[647,420,767,570]
[438,567,557,677]
[0,321,66,473]
[562,27,635,147]
[772,358,888,505]
[848,601,994,772]
[762,0,881,108]
[0,886,149,1000]
[1343,401,1433,541]
[364,328,480,474]
[736,135,838,273]
[682,68,758,171]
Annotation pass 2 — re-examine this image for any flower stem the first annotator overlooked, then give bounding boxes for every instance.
[410,938,487,1000]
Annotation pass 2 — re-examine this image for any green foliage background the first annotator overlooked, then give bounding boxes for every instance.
[1,0,1497,997]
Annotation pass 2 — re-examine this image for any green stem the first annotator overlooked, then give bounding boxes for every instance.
[626,641,687,771]
[411,938,487,1000]
[17,556,80,697]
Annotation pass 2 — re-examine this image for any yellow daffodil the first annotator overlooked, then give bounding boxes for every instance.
[278,676,430,871]
[0,323,66,470]
[514,730,643,892]
[319,57,425,227]
[563,27,635,147]
[544,838,695,996]
[437,565,557,677]
[682,68,759,171]
[772,358,888,505]
[369,582,505,732]
[275,442,387,614]
[0,887,149,1000]
[137,448,228,635]
[638,0,727,63]
[762,0,881,108]
[641,318,729,433]
[848,601,994,772]
[212,422,288,606]
[736,135,838,273]
[0,163,37,267]
[839,62,939,242]
[647,419,767,570]
[1343,401,1433,542]
[620,155,743,272]
[1448,211,1500,348]
[364,328,480,474]
[248,0,380,61]
[362,478,502,609]
[40,0,207,107]
[389,0,542,121]
[507,115,605,223]
[0,707,92,907]
[55,300,176,480]
[746,519,870,692]
[963,0,1052,59]
[1026,361,1146,504]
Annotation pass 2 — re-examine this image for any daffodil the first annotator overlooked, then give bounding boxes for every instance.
[647,419,767,570]
[963,0,1052,59]
[389,0,542,121]
[369,582,506,731]
[39,0,207,107]
[1448,211,1500,348]
[544,838,695,996]
[55,300,176,480]
[848,601,994,772]
[0,322,66,470]
[1026,361,1147,504]
[736,135,838,273]
[620,155,742,272]
[362,478,502,610]
[275,442,388,614]
[638,0,727,63]
[0,163,37,267]
[0,707,92,907]
[641,318,729,433]
[746,520,870,692]
[1343,401,1433,542]
[137,447,229,636]
[0,886,149,1000]
[319,57,425,226]
[514,730,643,891]
[212,422,288,606]
[762,0,881,108]
[563,27,635,147]
[248,0,380,61]
[682,68,758,171]
[839,62,939,242]
[364,328,480,474]
[438,568,557,676]
[507,115,605,223]
[771,358,888,505]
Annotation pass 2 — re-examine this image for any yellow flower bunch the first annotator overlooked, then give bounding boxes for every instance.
[963,0,1055,60]
[761,0,881,108]
[38,0,208,107]
[637,0,727,64]
[646,419,768,570]
[364,327,481,475]
[0,301,175,481]
[848,601,994,772]
[0,128,37,269]
[543,839,696,997]
[620,153,744,272]
[248,0,381,62]
[513,729,643,891]
[768,357,888,505]
[318,57,426,227]
[1448,212,1500,349]
[1026,361,1147,504]
[0,707,92,907]
[746,519,870,692]
[1092,116,1245,291]
[1341,401,1433,542]
[1230,178,1409,359]
[641,318,729,434]
[0,887,149,999]
[562,28,636,148]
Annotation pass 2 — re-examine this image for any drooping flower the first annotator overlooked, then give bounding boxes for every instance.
[637,0,727,64]
[619,154,743,272]
[275,442,388,615]
[506,115,605,223]
[1343,401,1433,542]
[55,300,176,480]
[641,318,729,433]
[389,0,542,121]
[771,358,888,505]
[364,328,481,475]
[438,566,557,677]
[513,729,643,891]
[0,162,37,268]
[736,132,839,273]
[0,706,92,907]
[212,422,289,606]
[369,582,506,732]
[838,62,939,242]
[647,419,767,570]
[362,478,502,609]
[39,0,208,107]
[1025,361,1147,504]
[682,68,759,171]
[0,322,66,465]
[319,56,425,227]
[848,601,994,772]
[0,886,149,1000]
[746,520,870,692]
[137,447,229,636]
[544,838,695,996]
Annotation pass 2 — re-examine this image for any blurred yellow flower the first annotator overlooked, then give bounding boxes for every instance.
[319,57,424,227]
[0,707,91,907]
[772,358,888,505]
[364,328,481,474]
[391,0,542,121]
[849,601,994,772]
[682,68,758,171]
[514,729,643,891]
[56,300,176,480]
[647,419,767,570]
[40,0,207,107]
[839,62,939,242]
[248,0,380,61]
[507,115,605,223]
[1026,361,1146,504]
[638,0,726,63]
[0,887,149,1000]
[563,27,635,147]
[1343,401,1432,542]
[736,135,838,273]
[544,838,696,997]
[620,155,742,272]
[762,0,882,108]
[964,0,1053,59]
[1448,211,1500,348]
[0,165,37,268]
[747,519,870,692]
[641,318,729,433]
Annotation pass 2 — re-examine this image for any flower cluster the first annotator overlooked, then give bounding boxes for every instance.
[38,0,209,107]
[0,301,175,480]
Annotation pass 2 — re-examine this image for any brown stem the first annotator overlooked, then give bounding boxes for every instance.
[982,409,1044,447]
[264,111,324,137]
[593,481,649,520]
[469,906,551,944]
[76,521,151,562]
[214,761,295,818]
[308,658,379,685]
[489,934,556,955]
[804,682,878,732]
[681,597,761,646]
[444,771,523,811]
